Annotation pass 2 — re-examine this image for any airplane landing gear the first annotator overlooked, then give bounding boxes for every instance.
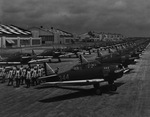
[110,84,117,91]
[93,83,102,95]
[95,88,102,95]
[108,80,117,91]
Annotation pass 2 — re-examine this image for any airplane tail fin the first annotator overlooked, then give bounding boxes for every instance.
[108,48,111,53]
[45,63,55,75]
[32,50,36,55]
[31,50,37,59]
[0,56,3,60]
[97,49,102,57]
[79,54,88,64]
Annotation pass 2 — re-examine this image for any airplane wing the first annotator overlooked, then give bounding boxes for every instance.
[0,62,21,65]
[41,79,105,86]
[59,53,74,58]
[21,56,31,59]
[38,74,58,80]
[28,58,52,64]
[36,56,53,59]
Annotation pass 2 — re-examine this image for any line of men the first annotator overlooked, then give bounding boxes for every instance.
[0,64,44,88]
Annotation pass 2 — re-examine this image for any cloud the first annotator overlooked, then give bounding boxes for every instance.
[113,0,127,9]
[1,0,150,36]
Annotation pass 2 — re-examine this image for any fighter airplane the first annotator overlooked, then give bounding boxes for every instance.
[0,52,32,65]
[34,48,81,62]
[38,54,124,95]
[97,39,150,70]
[0,51,52,66]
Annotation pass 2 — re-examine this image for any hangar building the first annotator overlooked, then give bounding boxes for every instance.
[29,27,75,45]
[0,24,41,48]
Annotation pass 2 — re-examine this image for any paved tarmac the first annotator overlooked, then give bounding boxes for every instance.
[0,45,150,117]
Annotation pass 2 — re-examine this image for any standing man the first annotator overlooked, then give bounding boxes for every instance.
[26,69,31,88]
[12,67,16,86]
[15,68,20,87]
[37,66,43,84]
[20,65,23,72]
[1,67,6,83]
[30,66,34,85]
[21,67,27,85]
[32,67,38,86]
[7,69,13,86]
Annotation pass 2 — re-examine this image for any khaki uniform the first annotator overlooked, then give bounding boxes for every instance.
[32,70,38,85]
[21,69,26,85]
[8,70,13,86]
[15,70,20,87]
[26,71,31,88]
[38,68,43,84]
[1,68,6,83]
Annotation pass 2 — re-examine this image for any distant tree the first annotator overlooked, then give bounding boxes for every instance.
[88,31,95,37]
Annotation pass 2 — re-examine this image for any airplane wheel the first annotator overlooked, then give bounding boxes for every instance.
[110,84,117,91]
[108,80,114,85]
[93,83,102,95]
[95,88,102,95]
[93,83,100,89]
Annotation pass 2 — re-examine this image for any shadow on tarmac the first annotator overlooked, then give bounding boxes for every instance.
[39,82,124,103]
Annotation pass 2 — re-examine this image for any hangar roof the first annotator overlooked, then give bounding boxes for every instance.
[0,24,31,36]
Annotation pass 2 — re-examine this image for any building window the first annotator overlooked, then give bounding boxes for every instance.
[20,39,30,46]
[65,39,70,43]
[40,35,54,42]
[12,40,18,46]
[32,39,40,45]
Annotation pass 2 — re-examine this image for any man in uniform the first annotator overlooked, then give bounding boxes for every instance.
[12,67,16,84]
[1,67,6,83]
[37,66,43,84]
[21,67,27,85]
[15,68,20,87]
[7,69,13,86]
[30,66,34,85]
[26,69,31,88]
[32,67,38,86]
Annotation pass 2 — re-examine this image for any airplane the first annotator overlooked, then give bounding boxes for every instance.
[62,47,83,57]
[95,47,129,70]
[34,48,82,62]
[38,54,124,95]
[0,52,32,65]
[0,51,52,66]
[94,41,143,73]
[0,55,5,61]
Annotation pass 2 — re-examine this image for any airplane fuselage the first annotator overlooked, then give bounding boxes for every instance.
[44,62,123,84]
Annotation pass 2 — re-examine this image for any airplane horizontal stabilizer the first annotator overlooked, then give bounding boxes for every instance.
[36,56,53,59]
[42,79,104,86]
[59,53,74,57]
[38,74,57,79]
[0,62,21,65]
[28,58,51,63]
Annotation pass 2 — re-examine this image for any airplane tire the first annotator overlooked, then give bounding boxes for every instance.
[93,83,100,89]
[93,83,102,95]
[110,84,117,91]
[108,80,114,85]
[95,88,102,95]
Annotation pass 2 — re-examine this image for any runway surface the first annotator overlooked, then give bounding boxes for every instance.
[0,46,150,117]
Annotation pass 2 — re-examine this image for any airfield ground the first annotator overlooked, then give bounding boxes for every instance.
[0,45,150,117]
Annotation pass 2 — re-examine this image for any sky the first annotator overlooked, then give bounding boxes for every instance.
[1,0,150,37]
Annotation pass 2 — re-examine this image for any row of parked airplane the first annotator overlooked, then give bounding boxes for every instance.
[36,38,150,95]
[0,38,149,94]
